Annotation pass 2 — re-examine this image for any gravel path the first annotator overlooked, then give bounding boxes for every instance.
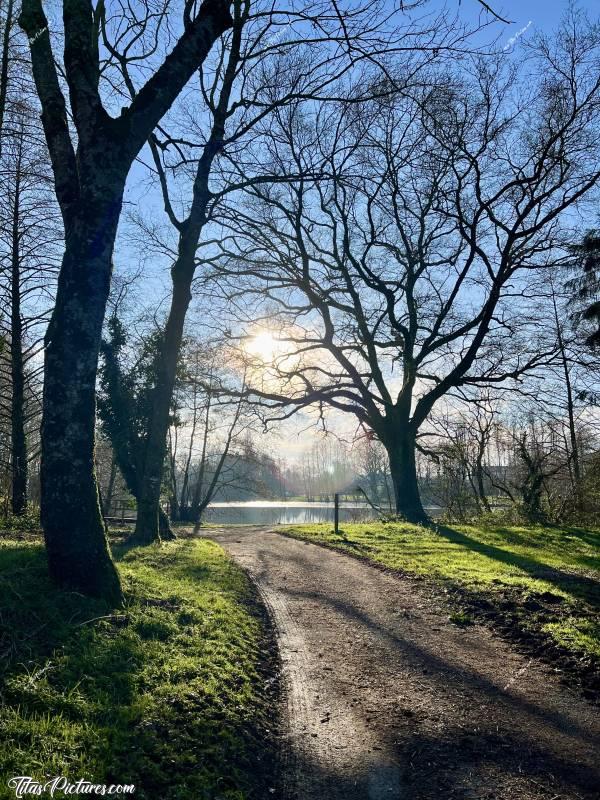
[206,526,600,800]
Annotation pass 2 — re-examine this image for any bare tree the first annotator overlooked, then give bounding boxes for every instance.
[430,377,600,523]
[112,0,483,542]
[429,395,499,517]
[494,412,575,524]
[0,94,60,515]
[352,431,393,510]
[168,339,248,529]
[0,0,15,152]
[213,15,600,522]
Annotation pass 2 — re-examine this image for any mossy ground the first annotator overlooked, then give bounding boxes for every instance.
[279,522,600,666]
[0,534,276,800]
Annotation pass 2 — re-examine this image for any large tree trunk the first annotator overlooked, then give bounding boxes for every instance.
[133,273,192,543]
[384,426,428,524]
[10,164,27,515]
[132,23,238,543]
[41,196,123,604]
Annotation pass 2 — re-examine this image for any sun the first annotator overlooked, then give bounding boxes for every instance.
[246,330,280,363]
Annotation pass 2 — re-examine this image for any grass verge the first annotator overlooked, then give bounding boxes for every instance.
[279,522,600,698]
[0,535,277,800]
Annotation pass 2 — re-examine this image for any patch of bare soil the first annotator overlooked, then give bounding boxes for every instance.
[444,583,600,704]
[206,526,600,800]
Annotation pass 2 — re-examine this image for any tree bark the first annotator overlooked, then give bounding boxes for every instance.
[383,425,428,523]
[41,191,123,603]
[474,436,491,512]
[553,291,581,486]
[10,157,27,515]
[104,453,117,516]
[132,9,242,543]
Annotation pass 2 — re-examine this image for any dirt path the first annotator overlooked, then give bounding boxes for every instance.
[206,526,600,800]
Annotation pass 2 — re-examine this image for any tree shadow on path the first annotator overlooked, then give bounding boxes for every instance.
[432,524,600,608]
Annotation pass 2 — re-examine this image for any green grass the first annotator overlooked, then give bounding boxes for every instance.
[280,522,600,661]
[543,619,600,660]
[0,537,274,800]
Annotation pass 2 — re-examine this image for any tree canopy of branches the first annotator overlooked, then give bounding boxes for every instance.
[0,111,61,515]
[213,13,600,522]
[110,0,484,543]
[0,6,60,518]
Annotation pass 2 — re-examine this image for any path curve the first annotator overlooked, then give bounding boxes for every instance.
[206,526,600,800]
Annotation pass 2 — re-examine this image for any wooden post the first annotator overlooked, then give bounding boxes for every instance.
[334,492,339,534]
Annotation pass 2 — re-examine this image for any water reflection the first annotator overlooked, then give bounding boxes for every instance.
[202,500,441,525]
[203,500,377,525]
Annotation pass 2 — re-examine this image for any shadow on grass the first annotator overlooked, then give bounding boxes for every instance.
[0,544,142,779]
[0,541,270,800]
[432,525,600,608]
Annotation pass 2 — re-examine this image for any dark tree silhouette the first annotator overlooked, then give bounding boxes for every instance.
[167,341,247,531]
[568,232,600,347]
[98,316,175,539]
[0,95,61,516]
[117,0,476,542]
[19,0,232,601]
[214,17,600,522]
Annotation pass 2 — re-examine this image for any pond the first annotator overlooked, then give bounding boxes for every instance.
[202,500,441,525]
[203,500,376,525]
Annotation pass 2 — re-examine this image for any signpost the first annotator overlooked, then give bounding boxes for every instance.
[334,493,339,535]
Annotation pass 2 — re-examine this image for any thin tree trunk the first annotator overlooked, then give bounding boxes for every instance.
[104,453,117,516]
[191,393,243,534]
[190,373,245,532]
[10,149,27,515]
[0,0,14,156]
[158,506,172,536]
[179,388,199,512]
[189,385,212,519]
[474,435,491,512]
[168,430,180,521]
[133,273,192,542]
[552,291,580,486]
[133,11,242,543]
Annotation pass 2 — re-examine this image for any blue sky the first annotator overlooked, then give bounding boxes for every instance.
[117,0,599,302]
[465,0,576,31]
[445,0,599,49]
